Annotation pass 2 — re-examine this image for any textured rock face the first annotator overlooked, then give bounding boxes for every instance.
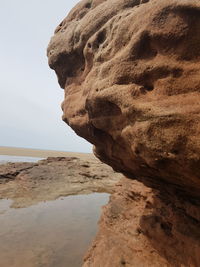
[47,0,200,266]
[48,0,200,197]
[84,178,200,267]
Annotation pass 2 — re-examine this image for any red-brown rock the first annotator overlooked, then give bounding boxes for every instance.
[48,0,200,197]
[84,178,200,267]
[47,0,200,266]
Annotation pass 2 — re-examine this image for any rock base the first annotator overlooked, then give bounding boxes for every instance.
[84,177,200,267]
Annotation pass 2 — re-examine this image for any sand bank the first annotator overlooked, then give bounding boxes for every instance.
[0,146,94,160]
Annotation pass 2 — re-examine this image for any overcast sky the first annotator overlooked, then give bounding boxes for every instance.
[0,0,92,153]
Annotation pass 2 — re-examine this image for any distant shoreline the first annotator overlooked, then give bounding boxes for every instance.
[0,146,94,160]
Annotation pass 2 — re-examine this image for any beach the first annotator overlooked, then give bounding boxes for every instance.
[0,146,94,160]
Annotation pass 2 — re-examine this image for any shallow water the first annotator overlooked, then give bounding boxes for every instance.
[0,193,109,267]
[0,155,44,164]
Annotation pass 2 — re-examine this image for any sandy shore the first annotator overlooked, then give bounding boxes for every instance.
[0,146,94,160]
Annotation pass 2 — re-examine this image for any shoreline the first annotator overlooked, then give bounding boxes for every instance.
[0,146,94,160]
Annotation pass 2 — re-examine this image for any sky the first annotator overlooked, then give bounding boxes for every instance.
[0,0,92,153]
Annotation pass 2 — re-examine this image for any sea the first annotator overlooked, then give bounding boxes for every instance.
[0,155,44,164]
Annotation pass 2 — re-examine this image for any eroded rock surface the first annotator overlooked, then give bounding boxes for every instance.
[48,0,200,266]
[84,178,200,267]
[0,157,122,208]
[48,0,200,197]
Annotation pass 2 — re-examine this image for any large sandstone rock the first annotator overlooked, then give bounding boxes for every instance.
[84,177,200,267]
[48,0,200,197]
[47,0,200,266]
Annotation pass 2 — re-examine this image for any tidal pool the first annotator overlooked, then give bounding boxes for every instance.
[0,193,109,267]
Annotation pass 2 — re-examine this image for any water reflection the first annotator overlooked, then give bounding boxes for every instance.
[0,193,109,267]
[0,155,44,164]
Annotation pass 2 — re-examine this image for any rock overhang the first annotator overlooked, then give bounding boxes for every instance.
[47,0,200,198]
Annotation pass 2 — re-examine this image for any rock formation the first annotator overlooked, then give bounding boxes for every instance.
[84,177,200,266]
[48,0,200,266]
[0,157,122,208]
